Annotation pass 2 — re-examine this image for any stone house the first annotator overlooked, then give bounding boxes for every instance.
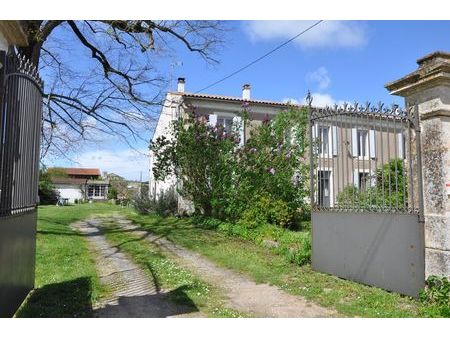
[149,78,291,212]
[149,78,407,212]
[313,112,406,207]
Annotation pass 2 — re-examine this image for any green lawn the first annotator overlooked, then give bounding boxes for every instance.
[125,212,435,318]
[16,203,123,317]
[17,203,441,317]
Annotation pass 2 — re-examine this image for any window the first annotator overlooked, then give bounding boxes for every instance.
[357,130,368,157]
[358,172,370,191]
[318,126,329,155]
[216,117,234,134]
[88,185,106,198]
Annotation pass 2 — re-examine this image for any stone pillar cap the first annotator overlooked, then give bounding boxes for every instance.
[385,50,450,97]
[417,51,450,66]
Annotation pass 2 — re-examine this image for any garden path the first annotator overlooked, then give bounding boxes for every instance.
[71,218,203,317]
[110,215,337,318]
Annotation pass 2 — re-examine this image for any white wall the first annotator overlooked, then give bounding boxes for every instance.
[54,184,84,203]
[149,92,181,198]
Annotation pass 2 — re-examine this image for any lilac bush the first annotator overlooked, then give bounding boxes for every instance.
[150,105,310,227]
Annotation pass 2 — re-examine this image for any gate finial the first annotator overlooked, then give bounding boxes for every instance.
[306,90,313,106]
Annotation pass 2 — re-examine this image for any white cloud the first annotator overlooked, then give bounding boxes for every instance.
[283,93,348,107]
[306,67,331,90]
[245,21,367,48]
[282,98,299,104]
[75,148,149,181]
[303,93,335,107]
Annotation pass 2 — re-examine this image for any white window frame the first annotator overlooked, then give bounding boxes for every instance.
[353,168,375,190]
[316,168,334,207]
[352,128,376,159]
[314,124,338,158]
[209,112,245,147]
[357,129,369,159]
[318,125,330,157]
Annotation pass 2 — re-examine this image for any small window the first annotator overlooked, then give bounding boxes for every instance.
[217,117,234,134]
[357,130,368,157]
[358,172,370,191]
[318,126,329,155]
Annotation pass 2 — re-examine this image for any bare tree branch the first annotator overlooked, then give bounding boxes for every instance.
[17,20,226,160]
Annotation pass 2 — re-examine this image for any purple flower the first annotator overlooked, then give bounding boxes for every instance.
[242,101,250,108]
[267,167,276,175]
[291,173,300,186]
[262,114,270,125]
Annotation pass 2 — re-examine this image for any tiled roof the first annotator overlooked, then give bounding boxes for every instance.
[57,168,101,176]
[51,177,88,185]
[176,92,302,107]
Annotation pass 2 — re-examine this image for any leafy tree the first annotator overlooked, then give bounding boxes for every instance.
[229,107,310,223]
[107,186,118,200]
[38,167,59,205]
[151,111,238,216]
[151,105,310,226]
[17,20,225,158]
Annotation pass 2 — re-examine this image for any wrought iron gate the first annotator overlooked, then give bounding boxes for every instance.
[0,50,43,317]
[308,93,425,297]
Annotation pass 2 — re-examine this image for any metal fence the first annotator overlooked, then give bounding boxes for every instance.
[0,50,43,317]
[308,94,424,220]
[0,50,43,216]
[308,93,426,297]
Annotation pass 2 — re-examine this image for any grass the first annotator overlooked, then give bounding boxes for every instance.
[124,211,439,318]
[17,203,444,318]
[100,216,247,317]
[16,202,124,317]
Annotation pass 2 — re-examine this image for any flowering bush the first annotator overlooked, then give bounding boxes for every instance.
[151,110,238,217]
[227,106,310,225]
[150,105,309,227]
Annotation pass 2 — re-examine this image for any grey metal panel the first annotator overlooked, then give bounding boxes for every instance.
[312,211,424,297]
[0,211,36,317]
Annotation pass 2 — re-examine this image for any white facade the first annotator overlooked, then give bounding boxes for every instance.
[149,92,181,199]
[53,184,84,203]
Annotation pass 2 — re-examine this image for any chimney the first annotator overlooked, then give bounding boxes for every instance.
[177,77,185,93]
[242,84,251,100]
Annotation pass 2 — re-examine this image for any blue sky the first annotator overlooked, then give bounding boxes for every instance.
[46,20,450,180]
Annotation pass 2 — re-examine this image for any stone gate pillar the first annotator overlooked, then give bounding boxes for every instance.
[386,51,450,277]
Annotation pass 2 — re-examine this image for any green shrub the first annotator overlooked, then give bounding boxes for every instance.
[132,188,178,217]
[210,217,311,266]
[154,188,178,217]
[132,195,154,214]
[279,231,311,265]
[151,106,310,226]
[38,167,59,205]
[336,159,406,211]
[419,275,450,317]
[239,195,295,229]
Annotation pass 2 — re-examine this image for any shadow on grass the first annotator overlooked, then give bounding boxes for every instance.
[93,285,200,318]
[15,277,94,318]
